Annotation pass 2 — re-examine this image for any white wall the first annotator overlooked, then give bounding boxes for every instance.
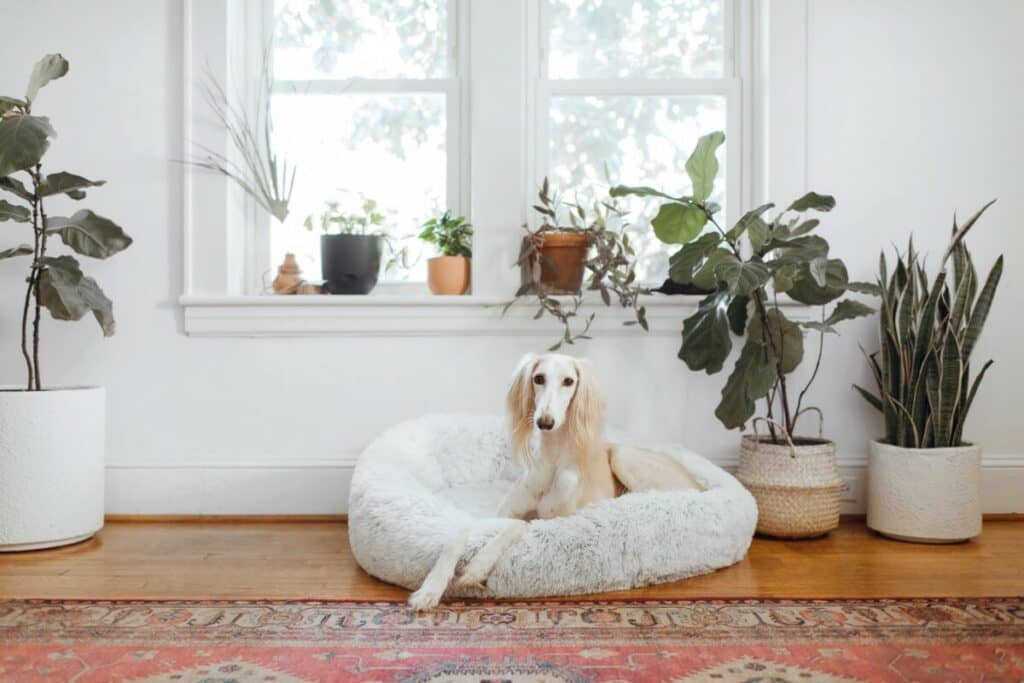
[0,0,1020,514]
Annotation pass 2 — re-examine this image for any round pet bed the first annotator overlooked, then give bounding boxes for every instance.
[348,414,757,598]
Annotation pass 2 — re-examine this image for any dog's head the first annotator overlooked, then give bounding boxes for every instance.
[506,353,605,463]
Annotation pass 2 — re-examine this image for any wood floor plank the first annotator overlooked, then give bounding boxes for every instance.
[0,520,1021,601]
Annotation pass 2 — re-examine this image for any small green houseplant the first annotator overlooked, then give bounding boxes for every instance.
[305,194,406,294]
[419,211,472,295]
[855,201,1002,542]
[614,131,876,538]
[1,54,132,550]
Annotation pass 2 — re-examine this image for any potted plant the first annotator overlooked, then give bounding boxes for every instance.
[509,179,648,350]
[419,210,472,295]
[1,55,133,551]
[854,202,1001,543]
[615,131,877,538]
[305,194,406,295]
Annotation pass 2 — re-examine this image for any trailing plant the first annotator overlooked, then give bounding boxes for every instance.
[1,54,133,391]
[304,194,408,272]
[854,201,1002,449]
[187,54,295,223]
[508,178,648,351]
[419,210,472,258]
[613,132,877,443]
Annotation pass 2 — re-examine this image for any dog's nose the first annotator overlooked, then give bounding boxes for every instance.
[536,415,555,430]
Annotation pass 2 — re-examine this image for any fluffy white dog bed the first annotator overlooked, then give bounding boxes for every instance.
[348,414,757,598]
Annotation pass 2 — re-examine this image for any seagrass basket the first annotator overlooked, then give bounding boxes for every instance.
[736,433,843,539]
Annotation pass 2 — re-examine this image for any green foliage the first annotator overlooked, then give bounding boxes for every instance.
[304,193,409,273]
[0,54,132,390]
[614,131,875,442]
[854,201,1001,448]
[418,210,472,258]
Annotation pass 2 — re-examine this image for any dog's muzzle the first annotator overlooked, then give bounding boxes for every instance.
[535,415,555,431]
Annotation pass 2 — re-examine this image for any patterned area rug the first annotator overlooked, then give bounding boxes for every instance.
[2,598,1023,682]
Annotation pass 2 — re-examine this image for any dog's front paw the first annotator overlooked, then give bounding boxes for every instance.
[408,586,444,612]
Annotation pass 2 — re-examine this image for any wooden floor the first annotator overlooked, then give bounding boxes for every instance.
[1,519,1022,601]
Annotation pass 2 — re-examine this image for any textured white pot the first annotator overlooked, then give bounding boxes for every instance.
[867,440,981,543]
[0,387,105,551]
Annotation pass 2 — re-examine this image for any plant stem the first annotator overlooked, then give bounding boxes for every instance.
[30,164,48,391]
[794,308,826,422]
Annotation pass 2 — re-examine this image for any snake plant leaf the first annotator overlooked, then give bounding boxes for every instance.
[39,172,106,199]
[0,244,33,259]
[911,271,945,372]
[853,384,883,412]
[747,307,804,374]
[0,176,34,202]
[952,359,994,446]
[0,198,30,222]
[787,192,836,213]
[787,259,848,305]
[725,203,774,242]
[667,232,721,284]
[937,328,964,446]
[608,185,685,202]
[942,199,997,265]
[679,290,733,374]
[25,53,69,102]
[46,210,133,259]
[845,280,881,295]
[691,247,732,290]
[948,267,972,335]
[961,255,1003,361]
[685,131,725,202]
[651,202,707,244]
[715,339,778,430]
[0,115,54,178]
[715,255,771,296]
[727,295,750,335]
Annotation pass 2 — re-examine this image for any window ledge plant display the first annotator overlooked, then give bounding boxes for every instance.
[614,131,877,539]
[419,210,472,295]
[855,201,1001,543]
[0,55,133,551]
[510,178,648,351]
[307,194,407,295]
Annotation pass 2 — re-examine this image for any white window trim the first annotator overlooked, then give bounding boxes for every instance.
[181,0,806,338]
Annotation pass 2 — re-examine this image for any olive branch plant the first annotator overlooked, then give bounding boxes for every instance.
[1,54,133,390]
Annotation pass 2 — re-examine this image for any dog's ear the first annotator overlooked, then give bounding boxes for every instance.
[507,353,538,463]
[567,358,605,457]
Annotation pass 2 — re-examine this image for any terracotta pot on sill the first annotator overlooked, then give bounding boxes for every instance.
[520,231,591,294]
[427,255,471,295]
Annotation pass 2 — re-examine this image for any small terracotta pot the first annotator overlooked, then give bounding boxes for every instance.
[520,231,591,294]
[427,255,471,295]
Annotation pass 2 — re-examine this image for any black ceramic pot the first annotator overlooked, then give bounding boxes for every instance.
[320,234,382,295]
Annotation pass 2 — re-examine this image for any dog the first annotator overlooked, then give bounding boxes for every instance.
[407,353,703,610]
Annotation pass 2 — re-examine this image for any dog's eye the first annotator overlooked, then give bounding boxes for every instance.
[533,374,545,385]
[562,377,575,387]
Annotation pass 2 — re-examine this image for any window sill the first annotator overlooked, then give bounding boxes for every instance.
[180,294,813,338]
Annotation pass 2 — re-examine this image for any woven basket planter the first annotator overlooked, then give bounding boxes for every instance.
[736,435,842,539]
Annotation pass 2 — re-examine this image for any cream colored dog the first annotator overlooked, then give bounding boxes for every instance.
[407,353,702,610]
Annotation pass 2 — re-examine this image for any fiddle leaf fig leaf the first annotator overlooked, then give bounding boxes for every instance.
[25,53,69,102]
[824,298,875,326]
[715,255,771,296]
[46,209,133,259]
[0,176,34,202]
[685,131,725,202]
[748,307,804,374]
[667,232,721,284]
[787,192,836,213]
[790,218,820,236]
[0,244,33,259]
[845,280,882,295]
[691,247,732,290]
[727,294,750,335]
[787,259,849,305]
[40,172,106,199]
[0,115,54,177]
[37,255,115,336]
[0,95,26,115]
[715,339,778,429]
[651,202,706,245]
[0,198,30,222]
[609,185,684,202]
[679,290,733,374]
[726,203,774,242]
[809,257,829,286]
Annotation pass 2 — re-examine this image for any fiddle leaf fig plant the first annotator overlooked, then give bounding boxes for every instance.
[613,131,876,443]
[1,54,132,391]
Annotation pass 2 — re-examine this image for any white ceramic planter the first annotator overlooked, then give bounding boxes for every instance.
[867,440,981,543]
[0,386,105,551]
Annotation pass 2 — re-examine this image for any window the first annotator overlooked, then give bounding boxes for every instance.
[532,0,737,283]
[267,0,464,283]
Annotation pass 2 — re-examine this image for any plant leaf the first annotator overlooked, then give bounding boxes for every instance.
[667,232,721,284]
[0,244,33,259]
[727,294,749,335]
[40,172,106,199]
[608,185,683,201]
[748,307,804,374]
[0,115,54,177]
[685,131,725,202]
[715,256,770,296]
[823,298,875,326]
[46,209,133,259]
[789,218,820,236]
[0,198,30,222]
[715,339,778,430]
[36,255,116,336]
[787,259,848,305]
[691,247,732,290]
[679,290,733,374]
[854,384,884,412]
[725,203,774,243]
[845,280,881,295]
[25,53,69,102]
[787,192,836,212]
[651,202,707,244]
[961,255,1002,361]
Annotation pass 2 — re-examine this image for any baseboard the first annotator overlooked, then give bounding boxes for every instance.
[104,456,1024,515]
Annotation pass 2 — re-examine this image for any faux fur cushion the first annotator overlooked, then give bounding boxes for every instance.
[348,414,757,598]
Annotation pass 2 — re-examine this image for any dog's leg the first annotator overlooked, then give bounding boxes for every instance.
[454,519,528,589]
[408,529,469,612]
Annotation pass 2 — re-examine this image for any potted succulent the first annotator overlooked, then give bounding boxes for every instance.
[305,194,406,295]
[615,131,877,539]
[509,179,648,350]
[855,202,1001,543]
[419,210,472,295]
[1,55,133,551]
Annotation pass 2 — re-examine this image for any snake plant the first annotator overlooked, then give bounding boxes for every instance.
[855,201,1003,448]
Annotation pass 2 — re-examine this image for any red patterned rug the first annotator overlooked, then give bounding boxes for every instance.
[2,598,1023,682]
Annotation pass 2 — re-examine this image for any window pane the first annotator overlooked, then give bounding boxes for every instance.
[547,0,724,79]
[270,93,446,282]
[548,95,726,282]
[275,0,449,79]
